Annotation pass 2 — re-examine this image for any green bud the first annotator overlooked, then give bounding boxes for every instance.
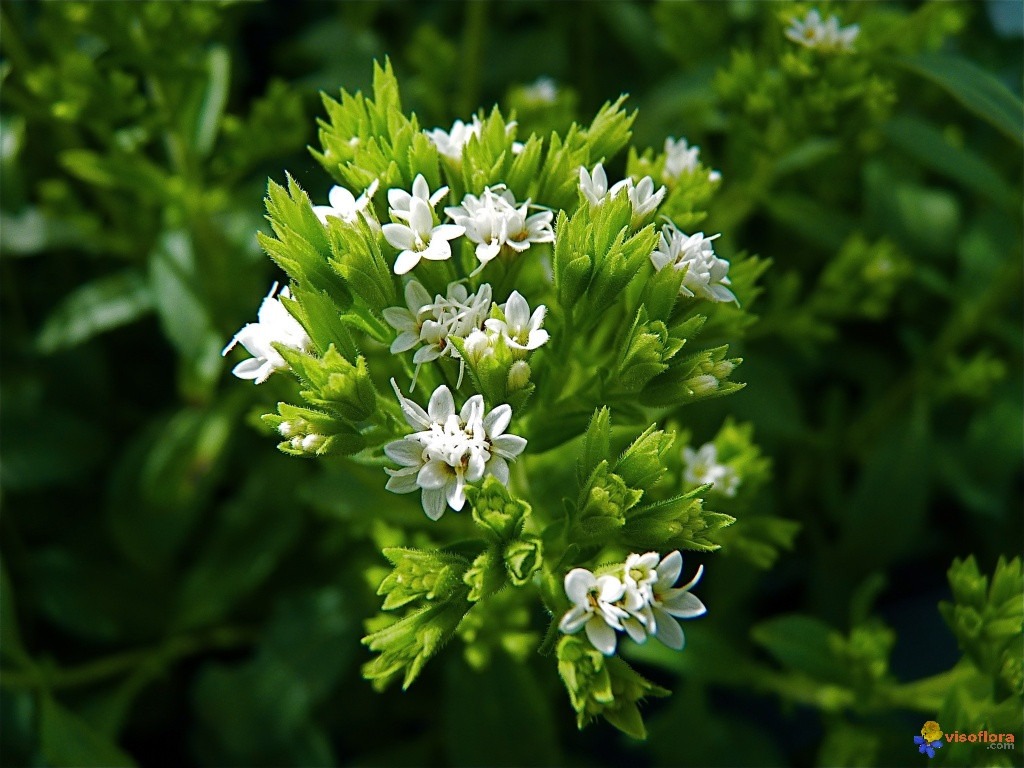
[504,536,543,586]
[377,548,471,611]
[574,462,642,543]
[507,360,531,391]
[263,402,365,457]
[362,598,469,691]
[464,549,507,602]
[622,490,735,552]
[466,477,530,543]
[556,635,669,739]
[614,307,685,393]
[614,425,674,490]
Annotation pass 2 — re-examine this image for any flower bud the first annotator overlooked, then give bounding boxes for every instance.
[507,360,531,390]
[504,536,543,586]
[685,374,720,397]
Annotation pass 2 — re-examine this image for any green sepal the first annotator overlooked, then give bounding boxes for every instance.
[377,547,472,611]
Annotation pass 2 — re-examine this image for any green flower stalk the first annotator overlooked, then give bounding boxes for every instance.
[225,59,765,738]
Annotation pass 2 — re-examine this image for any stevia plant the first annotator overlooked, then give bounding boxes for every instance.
[223,59,775,737]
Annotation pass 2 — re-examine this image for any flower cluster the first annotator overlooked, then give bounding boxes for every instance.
[426,115,524,160]
[221,283,312,384]
[683,441,740,497]
[383,175,465,275]
[651,223,738,304]
[578,162,666,219]
[559,551,706,655]
[384,381,527,520]
[663,137,722,184]
[444,184,554,269]
[785,9,860,52]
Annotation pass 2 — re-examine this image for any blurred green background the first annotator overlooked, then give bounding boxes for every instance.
[1,1,1021,766]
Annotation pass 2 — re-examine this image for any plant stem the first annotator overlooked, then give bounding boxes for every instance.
[458,0,488,117]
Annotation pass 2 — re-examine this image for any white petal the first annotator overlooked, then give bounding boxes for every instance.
[491,434,527,458]
[486,455,510,484]
[564,568,596,604]
[328,185,356,211]
[504,291,529,329]
[382,307,415,331]
[655,551,683,590]
[597,575,626,603]
[432,224,466,242]
[385,467,420,494]
[661,591,707,619]
[623,617,648,644]
[405,279,433,312]
[383,223,415,250]
[312,205,335,224]
[447,475,467,511]
[483,404,512,437]
[393,249,421,275]
[585,617,618,656]
[417,460,450,490]
[384,440,424,467]
[390,331,420,354]
[421,487,447,520]
[652,605,685,650]
[428,386,456,420]
[559,606,590,634]
[390,378,430,428]
[231,357,268,381]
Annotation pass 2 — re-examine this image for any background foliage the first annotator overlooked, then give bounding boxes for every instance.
[1,1,1021,766]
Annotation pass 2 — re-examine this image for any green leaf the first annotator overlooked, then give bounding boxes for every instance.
[895,54,1024,144]
[0,561,29,667]
[190,45,230,157]
[751,614,843,683]
[37,271,153,353]
[40,695,136,768]
[882,116,1017,208]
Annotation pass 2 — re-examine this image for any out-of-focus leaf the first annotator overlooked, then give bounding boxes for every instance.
[883,116,1017,208]
[29,548,168,643]
[0,401,104,491]
[864,162,960,255]
[191,588,353,765]
[189,45,230,157]
[0,690,38,767]
[37,271,153,353]
[895,53,1024,144]
[1,561,29,667]
[106,400,238,572]
[172,464,305,630]
[762,194,856,251]
[40,695,136,768]
[443,655,561,767]
[148,228,224,393]
[751,614,842,683]
[772,137,841,177]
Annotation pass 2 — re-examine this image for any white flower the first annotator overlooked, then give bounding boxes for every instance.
[522,76,558,104]
[312,180,379,225]
[663,137,722,184]
[580,163,666,220]
[650,223,737,304]
[558,568,629,655]
[484,290,549,352]
[425,116,522,161]
[384,381,527,520]
[444,185,554,269]
[613,175,667,220]
[785,9,859,52]
[222,283,312,384]
[632,551,706,650]
[383,175,464,274]
[682,442,740,497]
[578,163,615,206]
[425,117,483,160]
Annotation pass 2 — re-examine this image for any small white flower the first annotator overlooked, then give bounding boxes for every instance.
[682,442,740,497]
[222,283,312,384]
[383,281,493,386]
[663,137,722,184]
[484,290,549,352]
[425,116,522,161]
[640,551,707,650]
[558,568,629,656]
[522,76,558,104]
[785,9,859,52]
[384,380,527,520]
[425,117,483,160]
[312,179,379,225]
[445,185,554,269]
[578,163,615,206]
[613,176,667,221]
[651,223,737,304]
[383,175,465,275]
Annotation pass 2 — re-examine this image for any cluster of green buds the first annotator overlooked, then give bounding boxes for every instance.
[223,60,764,737]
